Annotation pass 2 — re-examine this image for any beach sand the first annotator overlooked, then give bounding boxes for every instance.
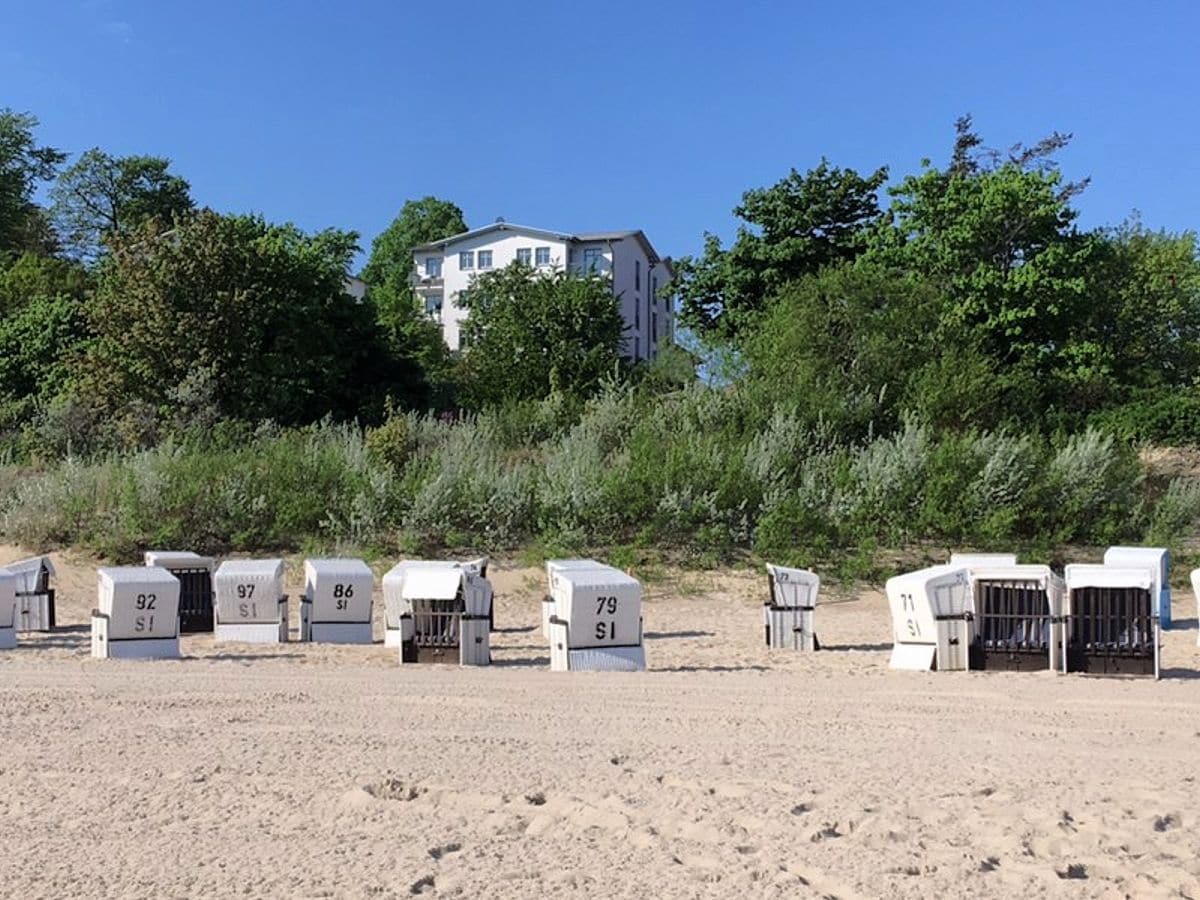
[1,544,1197,898]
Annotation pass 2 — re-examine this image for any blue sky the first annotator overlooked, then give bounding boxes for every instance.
[3,0,1198,271]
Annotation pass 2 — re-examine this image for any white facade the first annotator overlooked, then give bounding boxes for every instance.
[410,221,674,359]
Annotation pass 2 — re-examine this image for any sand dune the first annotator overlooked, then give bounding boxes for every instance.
[0,545,1197,898]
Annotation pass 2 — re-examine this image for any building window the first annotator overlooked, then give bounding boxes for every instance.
[583,248,601,272]
[635,259,641,290]
[652,310,658,342]
[459,251,474,270]
[516,247,532,266]
[635,299,640,331]
[425,293,443,321]
[535,246,551,266]
[478,250,493,269]
[426,257,442,278]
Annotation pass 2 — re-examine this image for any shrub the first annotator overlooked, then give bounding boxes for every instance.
[0,402,1186,567]
[365,408,419,471]
[1146,477,1200,546]
[1090,389,1200,446]
[1042,428,1143,543]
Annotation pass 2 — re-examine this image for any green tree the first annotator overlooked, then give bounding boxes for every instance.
[0,251,90,316]
[373,276,455,407]
[50,148,194,259]
[0,109,65,257]
[78,210,423,436]
[741,264,944,437]
[863,117,1099,422]
[1070,221,1200,431]
[675,159,888,340]
[361,196,467,407]
[456,264,624,407]
[362,196,466,287]
[877,121,1092,347]
[0,292,87,414]
[0,251,92,429]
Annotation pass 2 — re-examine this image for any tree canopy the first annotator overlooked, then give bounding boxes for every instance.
[674,159,888,340]
[456,264,625,407]
[0,109,65,257]
[361,196,467,288]
[76,210,424,434]
[1,101,1199,456]
[51,148,194,260]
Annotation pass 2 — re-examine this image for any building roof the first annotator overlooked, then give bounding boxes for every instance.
[413,220,673,272]
[412,221,573,252]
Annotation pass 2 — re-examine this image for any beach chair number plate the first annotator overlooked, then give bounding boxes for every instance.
[595,596,619,640]
[900,593,921,637]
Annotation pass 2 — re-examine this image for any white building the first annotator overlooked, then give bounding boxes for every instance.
[410,220,674,360]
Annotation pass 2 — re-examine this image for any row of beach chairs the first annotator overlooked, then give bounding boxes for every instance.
[0,551,649,673]
[1,547,1193,678]
[85,552,494,663]
[765,545,1185,680]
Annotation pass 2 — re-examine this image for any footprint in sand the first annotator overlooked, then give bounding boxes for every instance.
[409,875,435,894]
[428,842,462,860]
[1056,863,1087,880]
[1152,813,1179,832]
[366,777,423,802]
[809,823,841,842]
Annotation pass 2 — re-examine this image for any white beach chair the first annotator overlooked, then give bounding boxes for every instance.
[548,567,644,672]
[5,556,55,632]
[0,569,18,650]
[1103,546,1171,629]
[299,559,374,644]
[383,561,492,666]
[764,563,820,651]
[965,564,1065,672]
[92,567,181,659]
[144,550,216,634]
[214,559,288,644]
[1064,564,1159,679]
[886,565,972,671]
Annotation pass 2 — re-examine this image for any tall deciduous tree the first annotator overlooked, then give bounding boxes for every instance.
[362,197,467,408]
[865,117,1098,417]
[675,159,888,339]
[0,252,91,427]
[79,210,423,432]
[362,196,467,287]
[0,109,65,257]
[50,148,194,259]
[456,264,624,407]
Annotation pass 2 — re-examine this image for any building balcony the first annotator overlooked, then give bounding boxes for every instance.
[410,273,444,291]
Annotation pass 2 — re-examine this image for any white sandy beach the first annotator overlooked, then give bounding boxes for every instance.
[0,544,1197,899]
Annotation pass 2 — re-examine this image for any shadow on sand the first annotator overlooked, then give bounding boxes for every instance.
[491,655,552,669]
[645,630,715,640]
